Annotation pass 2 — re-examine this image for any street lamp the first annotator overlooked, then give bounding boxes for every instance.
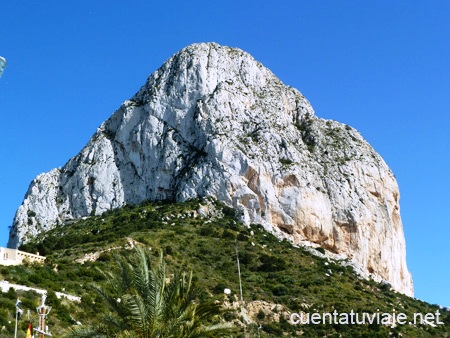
[14,299,23,338]
[34,294,52,337]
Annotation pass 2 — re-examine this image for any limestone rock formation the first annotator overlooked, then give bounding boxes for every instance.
[8,43,413,296]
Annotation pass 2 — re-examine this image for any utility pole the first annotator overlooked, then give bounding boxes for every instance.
[235,241,248,337]
[14,299,23,338]
[235,242,244,302]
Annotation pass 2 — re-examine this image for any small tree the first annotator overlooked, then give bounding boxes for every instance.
[64,245,233,338]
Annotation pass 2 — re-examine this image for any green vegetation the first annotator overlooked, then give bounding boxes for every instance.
[64,246,232,337]
[0,199,446,337]
[296,113,317,153]
[279,158,294,166]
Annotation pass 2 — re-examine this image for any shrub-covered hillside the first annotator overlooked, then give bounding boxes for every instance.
[0,199,448,337]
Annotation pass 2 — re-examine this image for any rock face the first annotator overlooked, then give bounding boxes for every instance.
[8,43,413,296]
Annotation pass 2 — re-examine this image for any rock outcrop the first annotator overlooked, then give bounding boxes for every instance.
[8,43,413,296]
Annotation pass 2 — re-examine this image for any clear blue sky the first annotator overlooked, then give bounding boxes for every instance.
[1,1,449,307]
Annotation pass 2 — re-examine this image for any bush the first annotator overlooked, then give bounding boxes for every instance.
[213,282,228,295]
[315,247,325,254]
[271,284,289,296]
[28,274,43,284]
[0,308,9,326]
[263,323,283,335]
[257,309,266,320]
[198,226,217,237]
[57,305,75,324]
[5,287,16,300]
[0,298,14,310]
[165,245,173,255]
[237,232,248,241]
[45,290,61,309]
[258,254,286,272]
[222,229,236,239]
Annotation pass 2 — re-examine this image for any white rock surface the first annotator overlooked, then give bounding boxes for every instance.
[8,43,413,296]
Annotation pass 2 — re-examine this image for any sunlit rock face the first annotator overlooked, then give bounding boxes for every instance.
[8,42,413,296]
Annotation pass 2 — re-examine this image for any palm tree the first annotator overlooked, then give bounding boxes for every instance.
[65,245,233,338]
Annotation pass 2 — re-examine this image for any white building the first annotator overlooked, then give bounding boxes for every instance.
[0,247,45,266]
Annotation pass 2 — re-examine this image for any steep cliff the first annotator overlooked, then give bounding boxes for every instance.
[8,42,413,296]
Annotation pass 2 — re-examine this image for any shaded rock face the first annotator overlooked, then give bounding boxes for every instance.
[8,43,413,296]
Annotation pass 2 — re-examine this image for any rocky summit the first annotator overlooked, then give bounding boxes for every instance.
[8,42,413,296]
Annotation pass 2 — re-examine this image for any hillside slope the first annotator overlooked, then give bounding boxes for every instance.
[2,200,446,337]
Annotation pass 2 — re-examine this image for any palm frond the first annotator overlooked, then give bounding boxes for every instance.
[64,245,234,338]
